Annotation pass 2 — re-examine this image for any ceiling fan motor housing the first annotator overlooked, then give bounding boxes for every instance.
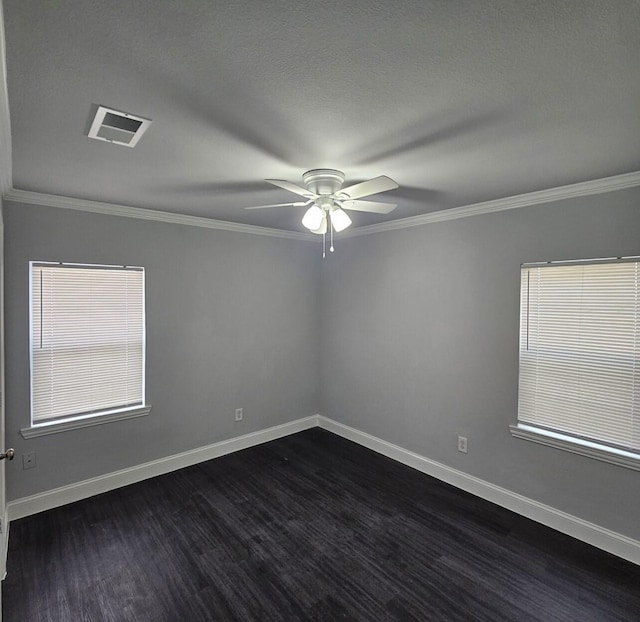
[302,169,345,196]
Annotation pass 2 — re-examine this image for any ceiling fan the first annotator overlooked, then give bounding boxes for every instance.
[245,169,399,237]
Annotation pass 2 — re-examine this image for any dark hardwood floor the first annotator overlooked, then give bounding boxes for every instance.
[3,428,640,621]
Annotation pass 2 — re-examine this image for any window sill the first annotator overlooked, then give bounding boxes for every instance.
[510,423,640,471]
[20,405,152,439]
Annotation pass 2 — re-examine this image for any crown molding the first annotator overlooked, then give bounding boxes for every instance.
[0,1,13,197]
[341,170,640,238]
[4,188,316,241]
[6,170,638,242]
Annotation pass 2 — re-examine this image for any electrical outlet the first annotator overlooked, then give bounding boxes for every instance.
[23,452,37,469]
[234,408,243,422]
[457,436,468,454]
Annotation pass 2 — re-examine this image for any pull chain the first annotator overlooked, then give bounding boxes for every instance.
[322,230,326,258]
[330,220,334,253]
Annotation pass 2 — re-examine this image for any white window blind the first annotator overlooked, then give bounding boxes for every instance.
[518,259,639,454]
[30,262,145,424]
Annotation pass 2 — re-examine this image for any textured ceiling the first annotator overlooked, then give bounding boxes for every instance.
[3,0,639,232]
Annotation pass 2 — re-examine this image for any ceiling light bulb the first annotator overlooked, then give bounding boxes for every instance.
[302,205,324,231]
[330,207,352,232]
[310,214,327,235]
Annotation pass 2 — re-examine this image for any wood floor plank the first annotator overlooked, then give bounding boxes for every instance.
[3,428,640,621]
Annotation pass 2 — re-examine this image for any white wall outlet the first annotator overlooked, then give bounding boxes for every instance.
[457,436,468,453]
[23,452,37,469]
[234,408,243,422]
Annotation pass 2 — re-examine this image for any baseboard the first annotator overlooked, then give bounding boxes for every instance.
[7,413,639,566]
[1,509,8,580]
[316,416,640,566]
[7,415,319,521]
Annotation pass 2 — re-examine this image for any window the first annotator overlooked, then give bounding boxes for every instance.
[511,257,640,470]
[24,262,150,437]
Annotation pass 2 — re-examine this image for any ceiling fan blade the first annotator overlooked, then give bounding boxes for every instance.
[265,179,317,198]
[338,176,399,200]
[339,200,397,214]
[244,201,310,210]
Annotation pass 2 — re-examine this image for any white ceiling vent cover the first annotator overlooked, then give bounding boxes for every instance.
[88,106,152,148]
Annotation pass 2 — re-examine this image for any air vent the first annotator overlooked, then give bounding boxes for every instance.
[88,106,151,148]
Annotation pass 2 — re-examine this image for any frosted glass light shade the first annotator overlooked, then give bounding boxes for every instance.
[302,205,324,230]
[310,214,327,235]
[330,207,352,232]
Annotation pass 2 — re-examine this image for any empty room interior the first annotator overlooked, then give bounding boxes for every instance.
[0,1,639,620]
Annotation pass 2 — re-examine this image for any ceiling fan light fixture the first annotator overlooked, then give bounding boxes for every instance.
[302,204,324,231]
[330,207,352,232]
[247,170,398,241]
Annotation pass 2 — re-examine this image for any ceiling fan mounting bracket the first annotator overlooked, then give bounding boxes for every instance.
[302,169,345,196]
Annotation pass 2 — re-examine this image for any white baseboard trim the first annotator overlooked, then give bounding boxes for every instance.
[316,416,640,566]
[1,510,8,580]
[7,415,319,522]
[6,413,638,566]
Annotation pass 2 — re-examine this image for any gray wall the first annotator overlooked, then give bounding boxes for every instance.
[320,186,640,541]
[5,188,640,543]
[4,202,320,500]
